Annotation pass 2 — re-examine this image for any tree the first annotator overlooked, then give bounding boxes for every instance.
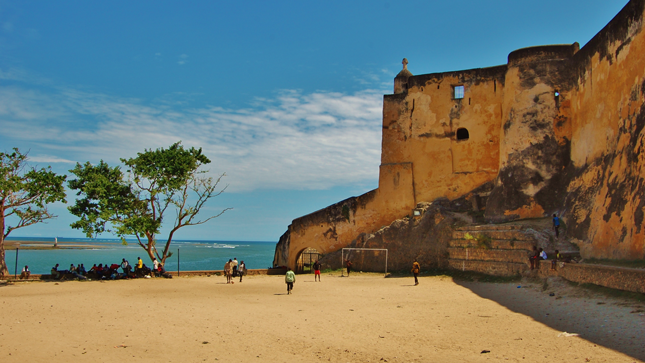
[68,142,230,266]
[0,148,67,277]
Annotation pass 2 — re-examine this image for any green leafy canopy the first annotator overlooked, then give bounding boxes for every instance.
[0,148,67,277]
[67,142,230,264]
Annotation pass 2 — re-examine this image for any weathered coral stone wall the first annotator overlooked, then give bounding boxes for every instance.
[563,0,645,259]
[486,45,577,222]
[275,0,645,268]
[384,67,505,203]
[274,68,505,269]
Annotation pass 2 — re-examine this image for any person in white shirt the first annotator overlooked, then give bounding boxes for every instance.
[232,258,239,277]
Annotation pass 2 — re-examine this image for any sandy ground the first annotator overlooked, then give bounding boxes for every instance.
[1,272,644,363]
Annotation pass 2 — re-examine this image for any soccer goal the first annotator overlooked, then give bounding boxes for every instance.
[341,248,388,276]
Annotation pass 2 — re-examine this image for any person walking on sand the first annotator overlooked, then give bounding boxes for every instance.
[553,213,561,238]
[313,259,321,282]
[345,259,353,276]
[285,268,296,294]
[411,259,420,286]
[224,259,233,284]
[238,260,246,282]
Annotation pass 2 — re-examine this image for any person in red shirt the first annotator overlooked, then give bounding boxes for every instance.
[313,260,321,282]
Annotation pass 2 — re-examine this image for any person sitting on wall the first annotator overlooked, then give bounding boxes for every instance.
[551,250,561,270]
[20,265,30,280]
[539,248,547,260]
[78,263,87,276]
[121,258,131,276]
[51,264,61,279]
[157,263,172,279]
[135,257,143,274]
[528,246,539,270]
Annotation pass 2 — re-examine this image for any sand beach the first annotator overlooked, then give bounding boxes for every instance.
[1,272,644,362]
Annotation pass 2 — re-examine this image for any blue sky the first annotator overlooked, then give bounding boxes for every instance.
[0,0,629,242]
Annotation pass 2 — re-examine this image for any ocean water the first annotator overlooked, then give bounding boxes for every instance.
[4,237,277,275]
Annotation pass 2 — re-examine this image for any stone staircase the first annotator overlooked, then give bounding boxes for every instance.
[447,224,536,276]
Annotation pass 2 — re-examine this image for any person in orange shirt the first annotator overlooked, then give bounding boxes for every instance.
[411,259,420,286]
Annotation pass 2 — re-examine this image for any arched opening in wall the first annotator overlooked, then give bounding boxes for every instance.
[456,128,469,141]
[296,247,322,274]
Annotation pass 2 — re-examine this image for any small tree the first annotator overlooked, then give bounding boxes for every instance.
[68,142,230,266]
[0,148,67,277]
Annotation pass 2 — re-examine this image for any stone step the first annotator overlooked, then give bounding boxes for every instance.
[449,239,534,250]
[454,225,523,231]
[447,248,529,264]
[452,230,536,241]
[448,259,528,276]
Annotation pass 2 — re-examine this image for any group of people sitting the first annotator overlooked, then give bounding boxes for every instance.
[47,256,172,280]
[529,247,577,270]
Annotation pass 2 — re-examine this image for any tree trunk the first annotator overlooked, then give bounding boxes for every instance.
[0,215,7,277]
[0,241,7,278]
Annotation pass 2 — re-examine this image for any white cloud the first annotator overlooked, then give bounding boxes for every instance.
[29,155,76,164]
[0,82,385,192]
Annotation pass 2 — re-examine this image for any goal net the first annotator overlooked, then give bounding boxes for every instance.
[341,248,388,276]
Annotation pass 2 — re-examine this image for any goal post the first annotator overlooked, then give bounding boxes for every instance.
[341,248,388,276]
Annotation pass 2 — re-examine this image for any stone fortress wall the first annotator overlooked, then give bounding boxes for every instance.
[274,0,645,269]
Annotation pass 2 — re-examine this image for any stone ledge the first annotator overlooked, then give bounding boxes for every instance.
[449,239,534,250]
[0,268,285,281]
[448,248,529,263]
[535,261,645,294]
[448,259,527,276]
[455,225,523,231]
[452,230,536,241]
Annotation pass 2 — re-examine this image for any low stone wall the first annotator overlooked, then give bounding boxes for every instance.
[448,248,528,264]
[448,259,527,276]
[535,260,645,294]
[1,268,285,281]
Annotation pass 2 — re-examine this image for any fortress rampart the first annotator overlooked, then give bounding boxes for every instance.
[274,0,645,269]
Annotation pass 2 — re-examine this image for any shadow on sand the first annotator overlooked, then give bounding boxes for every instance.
[454,278,645,361]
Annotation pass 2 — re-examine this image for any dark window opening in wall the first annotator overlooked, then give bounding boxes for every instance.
[456,128,469,141]
[453,85,464,99]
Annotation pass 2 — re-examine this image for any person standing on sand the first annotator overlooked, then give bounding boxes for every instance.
[285,268,296,294]
[345,259,353,276]
[238,261,246,282]
[313,260,321,282]
[411,259,420,286]
[224,259,233,284]
[232,258,239,277]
